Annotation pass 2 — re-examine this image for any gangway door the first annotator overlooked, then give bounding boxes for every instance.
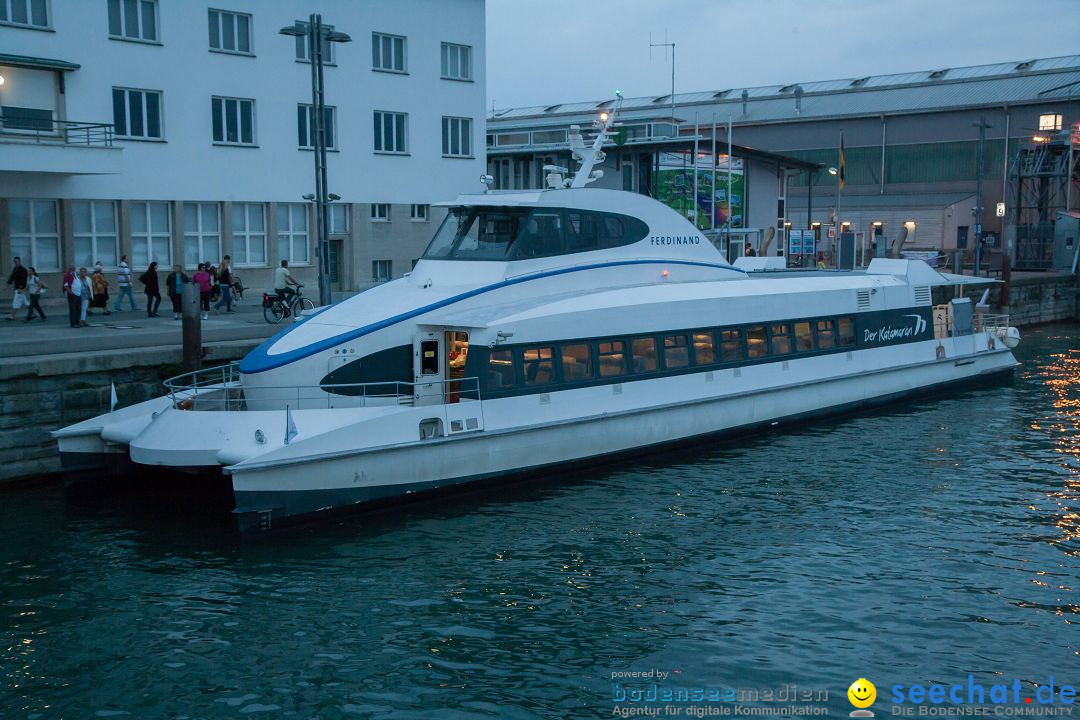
[413,332,444,406]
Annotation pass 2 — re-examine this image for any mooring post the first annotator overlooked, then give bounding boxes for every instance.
[181,282,202,372]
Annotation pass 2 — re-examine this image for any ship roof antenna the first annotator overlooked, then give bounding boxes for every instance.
[569,89,623,189]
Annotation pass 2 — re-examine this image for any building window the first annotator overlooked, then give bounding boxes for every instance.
[72,200,119,269]
[276,203,309,264]
[0,0,49,29]
[8,199,59,271]
[112,88,163,139]
[208,9,252,54]
[329,204,349,234]
[297,104,336,149]
[130,201,171,268]
[231,202,266,267]
[1038,113,1063,132]
[371,32,406,72]
[294,21,335,64]
[441,116,473,157]
[371,203,390,222]
[108,0,158,42]
[212,96,255,145]
[373,111,407,153]
[372,259,392,282]
[183,202,220,267]
[440,42,472,81]
[410,204,429,222]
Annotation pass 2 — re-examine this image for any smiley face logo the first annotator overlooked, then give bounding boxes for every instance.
[848,678,876,717]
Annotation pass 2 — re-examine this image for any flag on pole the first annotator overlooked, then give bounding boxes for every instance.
[838,133,846,191]
[109,382,118,412]
[285,405,298,445]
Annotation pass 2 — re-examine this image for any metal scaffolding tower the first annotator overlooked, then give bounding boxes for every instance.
[1006,127,1079,270]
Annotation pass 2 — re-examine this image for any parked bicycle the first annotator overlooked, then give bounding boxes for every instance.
[262,284,316,324]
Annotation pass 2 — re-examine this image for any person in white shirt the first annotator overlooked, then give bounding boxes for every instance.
[114,255,138,312]
[24,267,46,322]
[71,267,92,327]
[273,260,300,305]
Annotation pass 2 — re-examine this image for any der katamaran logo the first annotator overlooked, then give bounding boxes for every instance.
[864,313,927,344]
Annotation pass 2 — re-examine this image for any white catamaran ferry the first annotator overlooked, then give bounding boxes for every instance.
[53,102,1021,533]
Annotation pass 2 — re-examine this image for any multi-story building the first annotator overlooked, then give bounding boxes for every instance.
[0,0,485,300]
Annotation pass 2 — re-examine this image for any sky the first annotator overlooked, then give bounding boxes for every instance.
[485,0,1080,111]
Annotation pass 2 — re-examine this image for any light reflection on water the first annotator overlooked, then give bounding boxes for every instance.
[0,323,1076,718]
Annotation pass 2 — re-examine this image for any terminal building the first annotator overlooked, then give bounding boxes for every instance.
[487,54,1080,269]
[0,0,485,298]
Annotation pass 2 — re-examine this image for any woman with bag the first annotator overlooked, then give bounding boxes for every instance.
[165,265,189,320]
[90,267,111,316]
[24,267,47,322]
[193,263,212,321]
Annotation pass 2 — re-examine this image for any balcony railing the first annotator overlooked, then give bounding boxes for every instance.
[0,116,114,147]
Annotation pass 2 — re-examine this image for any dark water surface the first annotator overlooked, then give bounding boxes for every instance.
[1,324,1077,719]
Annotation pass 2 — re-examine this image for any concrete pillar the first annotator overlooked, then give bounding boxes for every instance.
[220,201,234,261]
[117,200,133,264]
[172,200,185,270]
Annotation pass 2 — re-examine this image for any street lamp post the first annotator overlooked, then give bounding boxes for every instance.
[280,14,351,308]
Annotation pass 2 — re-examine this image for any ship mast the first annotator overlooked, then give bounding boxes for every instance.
[568,90,623,189]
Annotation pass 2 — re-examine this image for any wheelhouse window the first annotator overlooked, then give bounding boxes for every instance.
[837,316,856,346]
[770,323,793,355]
[598,340,627,377]
[692,332,716,365]
[745,326,768,359]
[421,206,649,261]
[561,343,593,381]
[2,0,49,29]
[522,347,554,385]
[794,321,814,352]
[815,319,836,349]
[487,348,514,389]
[662,334,690,369]
[720,329,744,362]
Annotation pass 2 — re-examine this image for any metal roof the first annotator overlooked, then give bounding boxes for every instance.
[490,54,1080,127]
[0,53,80,72]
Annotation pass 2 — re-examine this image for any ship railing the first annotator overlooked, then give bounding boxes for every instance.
[163,364,481,411]
[974,313,1010,334]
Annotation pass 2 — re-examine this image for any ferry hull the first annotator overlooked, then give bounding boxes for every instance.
[231,348,1017,533]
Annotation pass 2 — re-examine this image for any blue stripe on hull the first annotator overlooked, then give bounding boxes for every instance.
[239,259,745,374]
[232,365,1015,534]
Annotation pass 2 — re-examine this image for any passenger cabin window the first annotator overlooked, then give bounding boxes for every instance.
[561,343,593,381]
[816,319,836,349]
[663,334,690,369]
[720,329,744,362]
[487,348,514,389]
[522,347,554,385]
[770,323,793,355]
[794,321,814,352]
[692,332,716,365]
[746,326,768,359]
[837,316,856,346]
[422,206,649,261]
[598,340,627,377]
[631,338,659,373]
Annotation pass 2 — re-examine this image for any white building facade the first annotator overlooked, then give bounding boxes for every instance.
[0,0,486,298]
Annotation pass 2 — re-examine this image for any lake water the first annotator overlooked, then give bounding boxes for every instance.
[1,323,1076,718]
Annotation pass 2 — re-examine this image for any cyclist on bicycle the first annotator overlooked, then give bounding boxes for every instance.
[273,260,301,307]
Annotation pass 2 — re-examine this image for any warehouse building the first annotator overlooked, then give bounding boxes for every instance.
[487,54,1080,267]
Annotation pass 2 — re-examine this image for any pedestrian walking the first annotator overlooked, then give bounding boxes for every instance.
[7,255,29,321]
[165,265,189,320]
[213,255,235,313]
[63,265,79,328]
[114,255,138,311]
[90,267,111,316]
[193,263,213,320]
[71,267,92,327]
[140,262,161,317]
[24,267,47,322]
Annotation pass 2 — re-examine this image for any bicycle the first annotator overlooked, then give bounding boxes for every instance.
[262,284,316,324]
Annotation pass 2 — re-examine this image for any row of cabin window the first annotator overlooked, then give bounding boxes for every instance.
[485,317,857,390]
